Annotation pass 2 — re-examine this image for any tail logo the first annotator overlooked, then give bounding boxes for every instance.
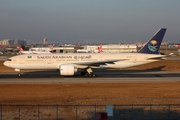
[148,40,158,52]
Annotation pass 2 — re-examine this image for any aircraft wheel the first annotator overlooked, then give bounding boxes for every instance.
[84,73,88,77]
[18,73,21,77]
[92,74,96,77]
[88,74,92,77]
[84,73,96,77]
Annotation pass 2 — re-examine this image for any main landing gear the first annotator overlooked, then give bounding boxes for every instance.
[81,68,96,77]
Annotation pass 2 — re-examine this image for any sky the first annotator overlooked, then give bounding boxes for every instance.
[0,0,180,44]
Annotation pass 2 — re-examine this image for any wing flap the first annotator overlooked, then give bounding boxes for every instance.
[76,59,127,66]
[147,55,166,60]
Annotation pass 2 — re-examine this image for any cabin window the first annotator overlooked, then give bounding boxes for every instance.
[7,59,12,61]
[127,56,132,58]
[27,56,32,58]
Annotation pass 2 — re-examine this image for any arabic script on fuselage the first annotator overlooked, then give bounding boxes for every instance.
[37,55,92,59]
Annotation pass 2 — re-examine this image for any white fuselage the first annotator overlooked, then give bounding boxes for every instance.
[4,53,164,70]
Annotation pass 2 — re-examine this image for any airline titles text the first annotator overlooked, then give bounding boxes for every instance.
[37,55,92,60]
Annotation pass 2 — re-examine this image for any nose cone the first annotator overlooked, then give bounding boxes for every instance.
[3,61,8,67]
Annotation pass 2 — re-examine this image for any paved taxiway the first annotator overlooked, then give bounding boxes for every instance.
[0,71,180,84]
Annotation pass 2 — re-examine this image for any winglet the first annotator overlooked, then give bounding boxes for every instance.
[138,28,166,54]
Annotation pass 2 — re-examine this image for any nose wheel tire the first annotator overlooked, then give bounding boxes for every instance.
[18,73,21,77]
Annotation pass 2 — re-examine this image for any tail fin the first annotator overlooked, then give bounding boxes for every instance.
[138,28,166,54]
[98,45,103,52]
[50,45,54,51]
[18,46,24,52]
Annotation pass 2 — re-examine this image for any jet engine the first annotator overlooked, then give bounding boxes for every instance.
[59,64,78,76]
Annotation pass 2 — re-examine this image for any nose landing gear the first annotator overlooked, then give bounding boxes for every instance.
[15,69,21,77]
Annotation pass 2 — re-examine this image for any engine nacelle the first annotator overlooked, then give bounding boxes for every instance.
[59,64,78,76]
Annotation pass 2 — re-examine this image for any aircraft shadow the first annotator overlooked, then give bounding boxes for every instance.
[1,65,180,78]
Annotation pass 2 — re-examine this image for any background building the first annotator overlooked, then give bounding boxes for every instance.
[43,37,48,45]
[0,39,26,46]
[14,39,26,46]
[83,44,137,53]
[1,39,14,46]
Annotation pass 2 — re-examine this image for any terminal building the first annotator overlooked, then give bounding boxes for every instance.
[99,44,137,53]
[31,46,75,53]
[27,42,180,55]
[30,44,137,53]
[81,44,137,53]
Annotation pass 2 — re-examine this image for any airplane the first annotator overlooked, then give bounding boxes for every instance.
[76,45,103,53]
[4,28,166,77]
[18,45,54,54]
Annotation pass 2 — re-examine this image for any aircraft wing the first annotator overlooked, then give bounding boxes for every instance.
[76,59,127,67]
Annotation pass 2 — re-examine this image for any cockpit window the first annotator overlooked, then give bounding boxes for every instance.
[7,59,12,61]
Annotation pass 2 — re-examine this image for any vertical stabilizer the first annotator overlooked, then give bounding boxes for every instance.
[98,45,103,52]
[50,45,54,51]
[18,46,24,52]
[138,28,166,54]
